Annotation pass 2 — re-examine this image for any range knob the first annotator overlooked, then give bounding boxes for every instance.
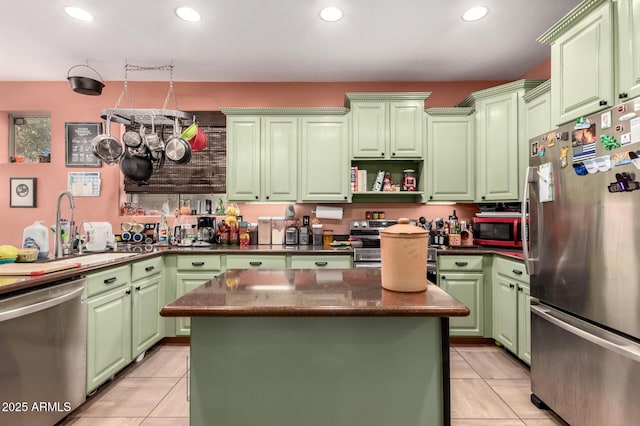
[360,221,368,228]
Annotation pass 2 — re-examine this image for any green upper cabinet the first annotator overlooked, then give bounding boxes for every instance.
[225,116,261,201]
[300,115,350,202]
[459,80,545,202]
[538,0,614,125]
[425,108,475,202]
[345,93,430,159]
[523,80,553,139]
[616,0,640,100]
[262,117,298,201]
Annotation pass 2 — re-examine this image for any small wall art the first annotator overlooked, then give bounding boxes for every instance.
[10,177,37,208]
[65,122,102,167]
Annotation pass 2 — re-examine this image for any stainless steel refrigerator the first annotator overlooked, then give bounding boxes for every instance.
[524,98,640,425]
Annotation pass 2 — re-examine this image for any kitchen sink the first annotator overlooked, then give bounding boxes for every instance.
[74,252,139,266]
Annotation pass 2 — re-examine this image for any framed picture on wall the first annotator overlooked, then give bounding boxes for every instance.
[10,177,37,208]
[65,122,102,167]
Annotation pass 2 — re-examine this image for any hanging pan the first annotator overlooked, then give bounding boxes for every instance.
[122,116,142,148]
[91,115,123,165]
[67,63,105,96]
[165,118,192,164]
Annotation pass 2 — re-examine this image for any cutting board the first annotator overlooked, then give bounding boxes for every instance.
[0,261,81,276]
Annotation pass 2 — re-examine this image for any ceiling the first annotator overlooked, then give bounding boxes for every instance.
[1,0,582,82]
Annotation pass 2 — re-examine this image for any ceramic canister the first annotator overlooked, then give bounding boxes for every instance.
[379,218,428,292]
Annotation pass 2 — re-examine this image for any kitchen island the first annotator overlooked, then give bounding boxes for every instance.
[161,268,469,426]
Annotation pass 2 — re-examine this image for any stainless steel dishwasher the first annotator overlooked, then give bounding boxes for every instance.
[0,278,87,426]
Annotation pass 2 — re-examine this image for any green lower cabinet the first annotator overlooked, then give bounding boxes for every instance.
[131,274,164,358]
[226,254,287,269]
[493,274,518,353]
[289,255,352,269]
[439,272,484,336]
[517,284,531,364]
[175,273,215,336]
[86,286,132,393]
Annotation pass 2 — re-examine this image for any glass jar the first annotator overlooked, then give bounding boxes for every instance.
[239,221,250,247]
[271,217,285,245]
[258,217,271,245]
[229,226,239,245]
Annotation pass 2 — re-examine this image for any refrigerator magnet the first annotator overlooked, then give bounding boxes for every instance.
[573,163,588,176]
[539,145,546,157]
[600,134,620,151]
[601,110,612,129]
[560,146,569,168]
[531,141,539,157]
[621,132,632,145]
[583,158,599,174]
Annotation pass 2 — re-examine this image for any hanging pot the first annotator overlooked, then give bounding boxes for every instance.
[67,64,105,96]
[189,127,207,152]
[165,117,192,164]
[123,117,142,148]
[91,115,123,165]
[120,151,153,184]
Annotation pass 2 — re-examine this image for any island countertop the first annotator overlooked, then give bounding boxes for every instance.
[160,268,470,317]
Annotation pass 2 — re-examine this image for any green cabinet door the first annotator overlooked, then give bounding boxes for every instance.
[389,101,424,158]
[524,82,552,140]
[263,117,298,201]
[440,272,484,336]
[493,274,518,353]
[86,286,132,393]
[351,102,387,158]
[617,0,640,100]
[476,92,520,201]
[517,284,531,365]
[426,110,475,201]
[548,1,614,125]
[300,116,350,201]
[175,273,213,336]
[131,274,163,358]
[226,116,261,201]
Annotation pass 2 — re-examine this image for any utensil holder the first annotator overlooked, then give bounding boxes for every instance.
[448,234,461,246]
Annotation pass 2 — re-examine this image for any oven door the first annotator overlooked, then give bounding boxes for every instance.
[354,262,381,269]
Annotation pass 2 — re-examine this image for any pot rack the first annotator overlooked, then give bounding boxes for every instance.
[100,63,194,127]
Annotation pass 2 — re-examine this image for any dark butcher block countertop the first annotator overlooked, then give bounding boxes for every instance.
[160,268,470,317]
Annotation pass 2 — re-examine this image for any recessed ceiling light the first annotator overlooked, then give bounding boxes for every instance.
[175,6,201,22]
[319,6,343,22]
[64,6,94,21]
[462,6,488,22]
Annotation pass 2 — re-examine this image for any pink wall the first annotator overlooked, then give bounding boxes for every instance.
[1,79,517,247]
[518,57,551,80]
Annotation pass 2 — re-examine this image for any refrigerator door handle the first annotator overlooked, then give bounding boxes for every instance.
[531,304,640,363]
[521,166,538,275]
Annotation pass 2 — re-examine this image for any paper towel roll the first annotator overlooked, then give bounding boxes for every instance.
[315,206,343,220]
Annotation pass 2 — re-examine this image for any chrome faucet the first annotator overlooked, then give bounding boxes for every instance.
[54,191,75,258]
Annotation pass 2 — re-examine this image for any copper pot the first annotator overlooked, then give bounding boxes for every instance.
[380,218,428,292]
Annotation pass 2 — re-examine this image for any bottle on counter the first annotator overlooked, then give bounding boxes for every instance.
[158,215,169,246]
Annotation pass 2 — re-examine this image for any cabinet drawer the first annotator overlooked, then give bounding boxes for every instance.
[177,255,222,271]
[438,255,483,272]
[86,265,131,297]
[290,255,352,269]
[493,256,529,284]
[131,257,163,282]
[226,255,286,269]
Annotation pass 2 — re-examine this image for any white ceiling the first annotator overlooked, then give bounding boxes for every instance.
[1,0,581,82]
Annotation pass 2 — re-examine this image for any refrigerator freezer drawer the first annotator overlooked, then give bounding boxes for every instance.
[531,304,640,426]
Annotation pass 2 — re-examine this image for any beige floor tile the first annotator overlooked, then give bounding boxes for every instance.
[59,417,144,425]
[157,344,190,351]
[486,379,558,420]
[141,418,190,426]
[452,420,526,426]
[74,378,179,418]
[148,378,189,418]
[458,349,529,379]
[450,351,481,378]
[522,418,569,426]
[126,347,188,378]
[451,378,519,419]
[455,343,503,352]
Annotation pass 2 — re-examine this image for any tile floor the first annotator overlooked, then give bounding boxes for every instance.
[60,342,568,425]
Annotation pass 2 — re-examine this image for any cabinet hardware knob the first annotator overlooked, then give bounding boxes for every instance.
[135,286,141,291]
[104,277,117,284]
[315,261,328,267]
[344,196,348,200]
[192,261,205,266]
[481,196,486,200]
[509,283,515,289]
[392,152,396,156]
[455,261,468,267]
[249,261,263,266]
[255,196,259,200]
[381,152,385,157]
[518,287,523,292]
[441,276,446,280]
[599,100,608,106]
[145,266,155,272]
[266,196,270,200]
[619,92,628,99]
[512,269,523,275]
[429,195,433,200]
[126,289,131,295]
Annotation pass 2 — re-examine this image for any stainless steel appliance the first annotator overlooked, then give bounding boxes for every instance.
[524,98,640,425]
[350,220,437,280]
[197,216,216,244]
[0,279,87,425]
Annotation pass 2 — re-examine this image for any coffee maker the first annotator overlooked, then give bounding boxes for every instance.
[197,216,216,244]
